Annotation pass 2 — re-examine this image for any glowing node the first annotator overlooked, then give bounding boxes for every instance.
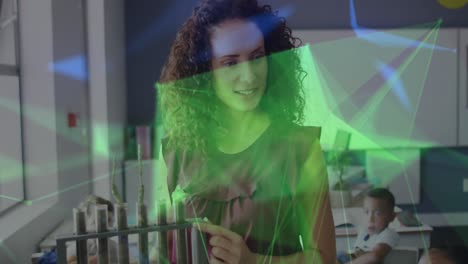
[437,0,467,9]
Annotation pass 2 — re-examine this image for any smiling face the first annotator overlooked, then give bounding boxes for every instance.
[363,196,396,235]
[210,19,268,113]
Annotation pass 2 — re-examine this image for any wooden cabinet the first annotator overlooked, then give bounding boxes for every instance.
[294,29,459,149]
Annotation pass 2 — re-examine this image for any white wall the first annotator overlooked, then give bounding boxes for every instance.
[104,0,127,159]
[52,0,91,209]
[87,0,127,199]
[0,0,123,262]
[295,29,459,150]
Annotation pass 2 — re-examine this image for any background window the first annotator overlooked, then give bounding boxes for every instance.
[0,0,24,214]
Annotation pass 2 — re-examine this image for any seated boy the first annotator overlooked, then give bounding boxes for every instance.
[338,188,399,264]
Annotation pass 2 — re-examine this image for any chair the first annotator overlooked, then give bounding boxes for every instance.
[384,247,419,264]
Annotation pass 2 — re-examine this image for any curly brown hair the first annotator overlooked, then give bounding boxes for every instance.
[158,0,306,154]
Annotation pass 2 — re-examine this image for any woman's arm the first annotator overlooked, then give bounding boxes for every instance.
[294,138,336,263]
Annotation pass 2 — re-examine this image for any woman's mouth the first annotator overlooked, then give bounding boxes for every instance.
[234,88,257,96]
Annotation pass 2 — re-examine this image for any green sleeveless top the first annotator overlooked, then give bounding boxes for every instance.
[162,123,322,256]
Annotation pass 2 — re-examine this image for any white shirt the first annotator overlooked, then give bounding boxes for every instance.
[353,227,399,252]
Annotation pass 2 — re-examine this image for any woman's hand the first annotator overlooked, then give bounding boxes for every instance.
[197,223,257,264]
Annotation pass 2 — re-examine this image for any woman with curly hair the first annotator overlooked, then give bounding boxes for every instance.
[157,0,335,263]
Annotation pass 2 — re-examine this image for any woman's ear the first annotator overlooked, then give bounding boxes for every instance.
[389,211,396,222]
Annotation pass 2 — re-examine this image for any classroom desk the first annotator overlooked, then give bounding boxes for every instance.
[333,207,433,252]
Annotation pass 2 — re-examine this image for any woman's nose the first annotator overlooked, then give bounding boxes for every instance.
[238,61,255,83]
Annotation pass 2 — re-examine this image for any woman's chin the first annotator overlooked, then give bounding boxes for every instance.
[221,100,261,113]
[233,104,261,113]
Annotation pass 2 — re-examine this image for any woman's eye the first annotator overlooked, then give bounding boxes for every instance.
[223,61,237,67]
[252,54,265,61]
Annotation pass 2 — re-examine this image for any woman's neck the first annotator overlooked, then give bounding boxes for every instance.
[223,108,264,130]
[215,107,270,154]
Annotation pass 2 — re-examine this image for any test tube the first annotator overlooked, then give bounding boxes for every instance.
[137,203,149,264]
[115,203,130,264]
[95,204,109,264]
[173,199,188,264]
[191,222,210,264]
[73,208,88,263]
[155,200,168,263]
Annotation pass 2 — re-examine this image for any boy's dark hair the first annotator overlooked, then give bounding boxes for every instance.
[446,246,468,264]
[366,188,395,210]
[426,246,468,264]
